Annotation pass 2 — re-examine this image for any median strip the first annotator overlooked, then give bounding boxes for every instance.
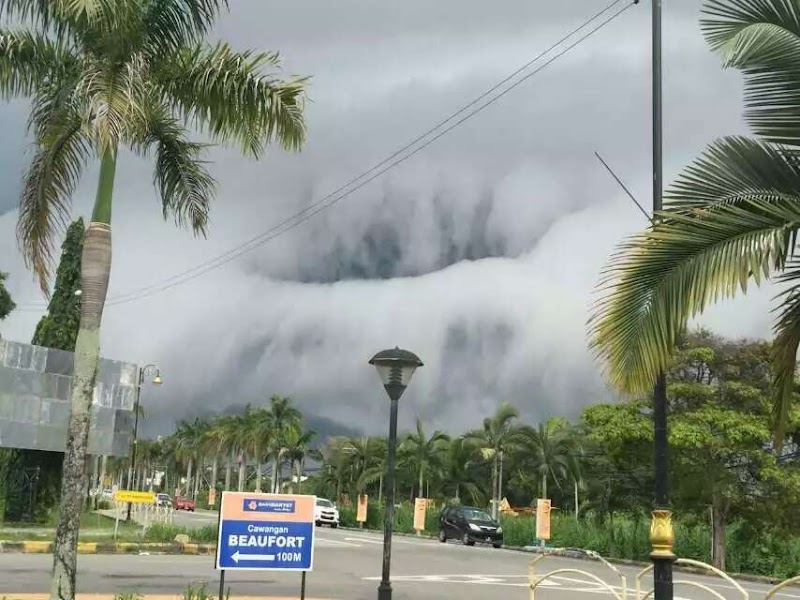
[0,541,217,555]
[3,595,334,600]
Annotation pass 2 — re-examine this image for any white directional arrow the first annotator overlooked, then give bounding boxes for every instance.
[231,550,276,563]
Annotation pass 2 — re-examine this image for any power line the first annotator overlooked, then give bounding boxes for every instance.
[16,0,638,310]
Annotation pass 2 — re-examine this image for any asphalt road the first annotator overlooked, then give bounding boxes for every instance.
[1,527,799,600]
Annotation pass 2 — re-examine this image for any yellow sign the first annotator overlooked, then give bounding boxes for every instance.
[413,497,427,531]
[208,488,217,507]
[536,498,552,540]
[357,494,368,522]
[114,490,156,504]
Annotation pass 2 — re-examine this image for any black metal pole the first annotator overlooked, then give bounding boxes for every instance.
[651,0,674,598]
[126,368,143,521]
[301,571,307,600]
[218,569,226,600]
[377,396,400,600]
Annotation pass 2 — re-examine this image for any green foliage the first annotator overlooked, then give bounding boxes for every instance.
[31,218,84,351]
[3,1,307,289]
[588,0,800,448]
[143,523,217,544]
[0,272,13,321]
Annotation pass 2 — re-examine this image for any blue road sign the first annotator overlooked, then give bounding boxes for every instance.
[215,492,316,571]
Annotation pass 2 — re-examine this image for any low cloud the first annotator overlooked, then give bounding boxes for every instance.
[0,0,777,437]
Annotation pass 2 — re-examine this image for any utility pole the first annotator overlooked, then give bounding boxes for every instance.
[650,1,675,599]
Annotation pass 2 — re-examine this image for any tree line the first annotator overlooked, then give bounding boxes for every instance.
[104,330,800,572]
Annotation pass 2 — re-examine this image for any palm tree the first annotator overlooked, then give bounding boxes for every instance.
[0,3,306,595]
[212,414,243,493]
[588,0,800,450]
[240,405,271,492]
[400,418,449,498]
[173,419,204,498]
[283,427,320,493]
[519,419,572,500]
[266,395,301,492]
[442,437,485,506]
[464,402,525,518]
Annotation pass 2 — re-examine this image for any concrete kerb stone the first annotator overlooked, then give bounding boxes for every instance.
[0,540,216,555]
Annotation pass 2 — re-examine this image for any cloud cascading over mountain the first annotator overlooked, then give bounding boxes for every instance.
[0,0,776,438]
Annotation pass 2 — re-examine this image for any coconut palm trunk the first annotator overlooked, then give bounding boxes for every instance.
[50,151,116,600]
[491,454,499,519]
[238,458,246,492]
[185,458,194,497]
[272,457,280,493]
[210,457,218,497]
[498,451,504,506]
[255,459,263,492]
[224,458,232,492]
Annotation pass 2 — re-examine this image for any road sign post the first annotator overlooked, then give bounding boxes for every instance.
[112,490,155,539]
[536,499,551,548]
[215,492,316,595]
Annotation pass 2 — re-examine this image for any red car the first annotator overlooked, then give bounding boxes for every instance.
[174,497,195,511]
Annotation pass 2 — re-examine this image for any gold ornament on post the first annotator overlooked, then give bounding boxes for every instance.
[650,509,675,559]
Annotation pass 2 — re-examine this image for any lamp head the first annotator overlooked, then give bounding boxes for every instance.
[368,347,423,401]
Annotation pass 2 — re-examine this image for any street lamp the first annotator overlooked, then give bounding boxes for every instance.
[126,363,162,521]
[369,347,423,600]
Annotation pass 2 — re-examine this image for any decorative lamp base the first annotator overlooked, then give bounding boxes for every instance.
[377,582,392,600]
[650,509,675,559]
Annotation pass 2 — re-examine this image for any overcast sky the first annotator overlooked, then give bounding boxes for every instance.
[0,0,777,438]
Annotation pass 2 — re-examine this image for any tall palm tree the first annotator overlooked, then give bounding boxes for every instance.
[519,419,572,499]
[212,414,243,492]
[588,0,800,450]
[0,3,306,596]
[240,405,271,492]
[464,402,525,518]
[400,418,449,498]
[173,418,204,497]
[266,395,301,492]
[442,437,485,506]
[283,427,319,493]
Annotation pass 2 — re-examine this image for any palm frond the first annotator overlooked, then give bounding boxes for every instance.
[0,0,117,37]
[75,53,148,152]
[143,0,229,53]
[590,136,800,396]
[155,41,307,156]
[0,29,78,98]
[132,103,214,234]
[702,0,800,146]
[16,103,90,294]
[772,258,800,448]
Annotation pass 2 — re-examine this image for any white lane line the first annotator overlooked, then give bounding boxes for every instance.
[316,537,362,547]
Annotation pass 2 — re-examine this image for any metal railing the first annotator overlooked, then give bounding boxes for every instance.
[764,575,800,600]
[635,558,748,600]
[528,548,627,600]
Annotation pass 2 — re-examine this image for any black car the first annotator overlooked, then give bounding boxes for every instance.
[438,505,503,548]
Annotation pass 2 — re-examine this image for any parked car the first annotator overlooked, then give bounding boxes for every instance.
[174,497,195,511]
[314,498,339,528]
[438,505,503,548]
[155,493,172,508]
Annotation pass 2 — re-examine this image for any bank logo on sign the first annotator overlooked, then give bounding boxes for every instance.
[243,498,296,513]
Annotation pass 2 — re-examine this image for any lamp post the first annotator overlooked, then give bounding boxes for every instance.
[650,1,675,599]
[126,363,162,521]
[369,347,423,600]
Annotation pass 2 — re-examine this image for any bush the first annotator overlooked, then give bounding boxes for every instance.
[143,523,218,544]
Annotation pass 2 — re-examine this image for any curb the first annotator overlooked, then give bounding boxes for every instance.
[0,540,216,555]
